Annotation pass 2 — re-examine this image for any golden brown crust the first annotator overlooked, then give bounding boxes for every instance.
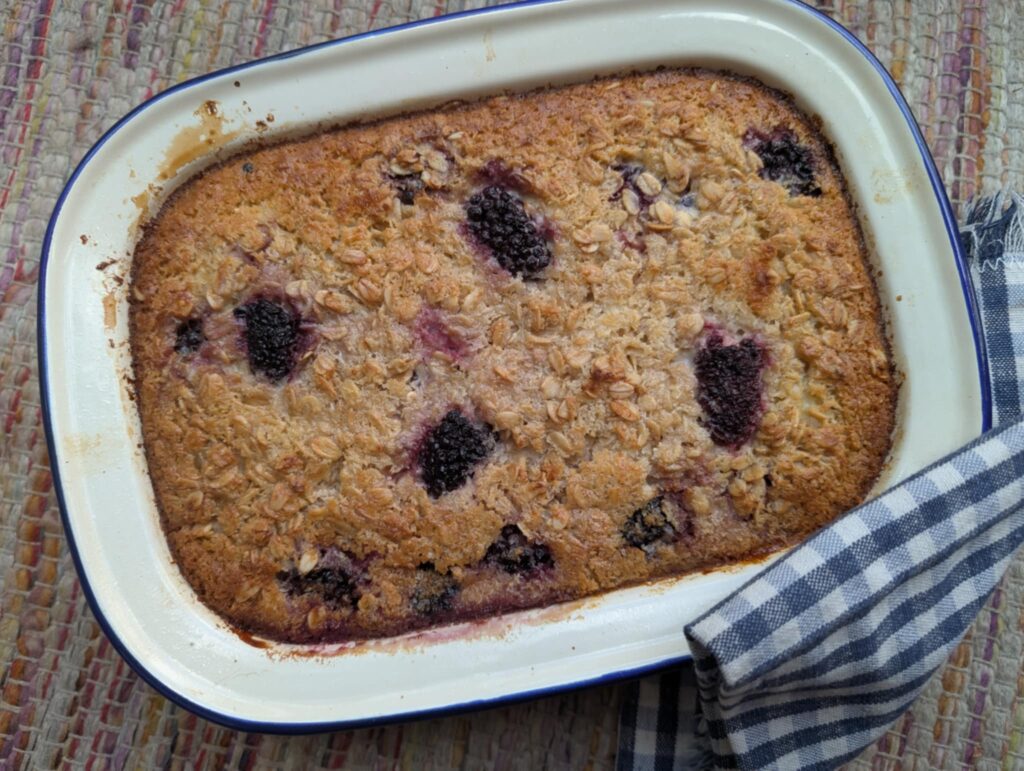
[130,69,897,643]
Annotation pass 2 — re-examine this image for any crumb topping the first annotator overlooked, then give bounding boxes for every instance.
[130,69,896,643]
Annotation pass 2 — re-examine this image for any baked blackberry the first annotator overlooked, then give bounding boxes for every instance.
[411,563,459,615]
[484,524,554,575]
[694,331,767,447]
[418,410,493,497]
[277,565,360,610]
[390,173,424,205]
[465,185,552,277]
[610,164,661,210]
[174,317,204,356]
[622,496,677,550]
[478,159,530,190]
[233,297,304,382]
[744,127,821,197]
[415,308,467,360]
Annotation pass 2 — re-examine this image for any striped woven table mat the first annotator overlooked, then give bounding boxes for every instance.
[1,1,1022,767]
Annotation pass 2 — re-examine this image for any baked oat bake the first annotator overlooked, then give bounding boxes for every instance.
[130,69,897,643]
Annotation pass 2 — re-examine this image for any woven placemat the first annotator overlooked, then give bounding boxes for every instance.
[2,1,1022,767]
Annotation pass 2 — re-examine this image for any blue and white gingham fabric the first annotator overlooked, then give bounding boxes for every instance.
[617,192,1024,771]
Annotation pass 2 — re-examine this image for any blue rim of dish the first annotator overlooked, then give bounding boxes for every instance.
[36,0,993,735]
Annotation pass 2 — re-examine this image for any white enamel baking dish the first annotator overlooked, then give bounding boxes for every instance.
[39,0,990,730]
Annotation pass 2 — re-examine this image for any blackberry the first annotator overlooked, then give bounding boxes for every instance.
[610,164,659,210]
[418,410,493,497]
[390,173,424,205]
[694,331,767,447]
[277,566,359,610]
[174,317,204,356]
[743,127,821,197]
[465,186,552,277]
[484,524,554,575]
[415,308,467,360]
[233,297,303,381]
[678,191,698,214]
[478,159,529,190]
[410,563,459,615]
[622,496,677,550]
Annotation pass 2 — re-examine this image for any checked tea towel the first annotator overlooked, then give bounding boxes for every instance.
[617,192,1024,770]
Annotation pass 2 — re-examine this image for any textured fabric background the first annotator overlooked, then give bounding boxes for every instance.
[2,0,1022,768]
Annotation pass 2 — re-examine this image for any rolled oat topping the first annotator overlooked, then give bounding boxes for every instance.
[131,69,895,643]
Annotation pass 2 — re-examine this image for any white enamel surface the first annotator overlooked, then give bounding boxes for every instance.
[42,0,984,726]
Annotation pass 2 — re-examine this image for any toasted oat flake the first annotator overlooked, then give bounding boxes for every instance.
[610,400,641,421]
[653,200,676,224]
[339,249,367,265]
[309,436,342,460]
[299,548,319,574]
[636,172,662,197]
[608,381,635,399]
